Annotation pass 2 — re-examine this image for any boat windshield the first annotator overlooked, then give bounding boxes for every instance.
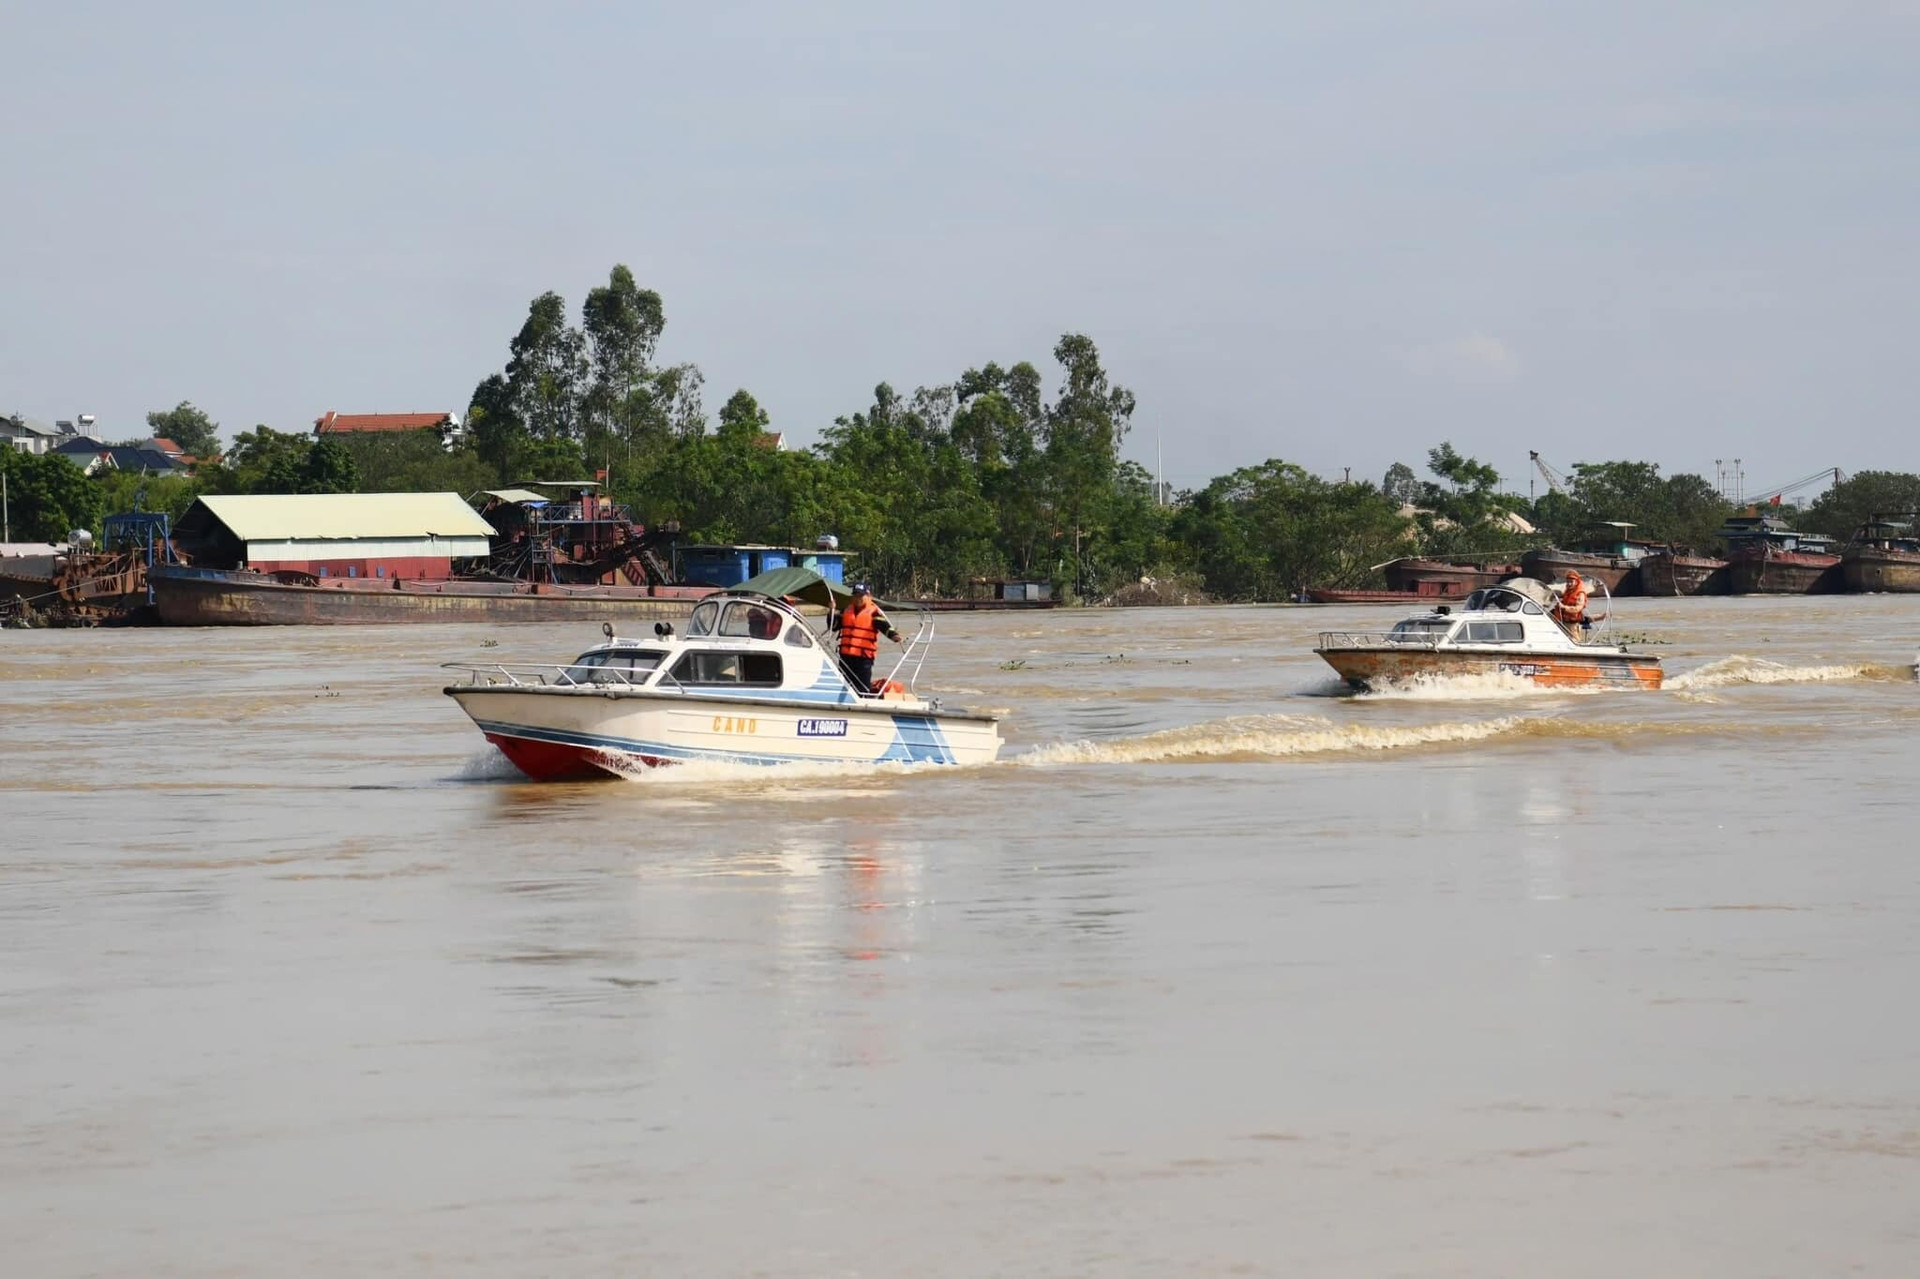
[1463,586,1544,614]
[1390,618,1453,635]
[686,599,720,636]
[562,648,668,685]
[718,600,787,640]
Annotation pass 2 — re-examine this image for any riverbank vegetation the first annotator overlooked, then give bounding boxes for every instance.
[9,263,1916,600]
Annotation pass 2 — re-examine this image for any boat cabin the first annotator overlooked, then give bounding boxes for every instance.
[1848,517,1920,552]
[1377,581,1598,651]
[1719,512,1835,555]
[550,591,901,705]
[1570,521,1657,562]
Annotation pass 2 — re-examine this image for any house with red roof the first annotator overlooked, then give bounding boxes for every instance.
[313,411,459,437]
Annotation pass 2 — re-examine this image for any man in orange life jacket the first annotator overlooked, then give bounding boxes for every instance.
[832,582,901,694]
[1552,570,1591,629]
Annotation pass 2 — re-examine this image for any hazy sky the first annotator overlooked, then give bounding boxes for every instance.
[4,1,1916,497]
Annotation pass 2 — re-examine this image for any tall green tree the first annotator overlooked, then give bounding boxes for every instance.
[715,389,771,439]
[581,265,665,461]
[1172,462,1409,600]
[1414,442,1526,556]
[1802,471,1920,540]
[506,291,588,442]
[1,447,102,541]
[144,401,221,459]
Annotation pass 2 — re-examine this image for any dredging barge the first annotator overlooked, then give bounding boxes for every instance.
[146,488,849,626]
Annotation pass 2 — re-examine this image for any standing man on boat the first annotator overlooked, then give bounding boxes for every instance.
[1552,570,1591,630]
[834,582,901,694]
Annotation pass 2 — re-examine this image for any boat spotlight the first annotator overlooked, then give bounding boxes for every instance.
[654,621,674,638]
[602,622,615,639]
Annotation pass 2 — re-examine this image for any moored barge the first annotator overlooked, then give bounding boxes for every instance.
[1840,516,1920,593]
[1520,523,1652,595]
[151,565,710,626]
[1381,557,1520,595]
[1636,547,1728,596]
[1721,511,1841,594]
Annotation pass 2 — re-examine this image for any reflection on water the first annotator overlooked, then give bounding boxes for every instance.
[4,599,1920,1276]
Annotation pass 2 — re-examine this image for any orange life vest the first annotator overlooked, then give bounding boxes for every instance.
[1556,579,1589,622]
[839,599,881,659]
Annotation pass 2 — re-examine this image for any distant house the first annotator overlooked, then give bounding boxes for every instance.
[314,411,458,438]
[2,415,64,455]
[51,436,183,477]
[750,431,787,452]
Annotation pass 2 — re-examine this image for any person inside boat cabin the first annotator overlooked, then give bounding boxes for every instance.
[1551,571,1591,629]
[833,582,901,694]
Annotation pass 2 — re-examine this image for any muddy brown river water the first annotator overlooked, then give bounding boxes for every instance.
[4,598,1920,1277]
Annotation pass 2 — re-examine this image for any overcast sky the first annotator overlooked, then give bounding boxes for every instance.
[4,1,1916,497]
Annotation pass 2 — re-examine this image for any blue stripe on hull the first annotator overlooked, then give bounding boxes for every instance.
[471,717,964,768]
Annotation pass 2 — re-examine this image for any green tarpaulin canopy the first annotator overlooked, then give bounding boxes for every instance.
[733,566,898,612]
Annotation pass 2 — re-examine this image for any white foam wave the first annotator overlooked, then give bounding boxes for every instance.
[1015,713,1527,766]
[1353,669,1602,701]
[598,753,931,790]
[456,748,527,780]
[1667,656,1902,691]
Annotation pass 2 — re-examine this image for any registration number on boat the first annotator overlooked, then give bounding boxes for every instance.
[797,718,848,737]
[1498,662,1550,676]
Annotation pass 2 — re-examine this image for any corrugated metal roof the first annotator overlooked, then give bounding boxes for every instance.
[481,488,551,504]
[192,493,496,542]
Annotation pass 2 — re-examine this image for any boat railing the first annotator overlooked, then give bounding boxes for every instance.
[439,661,655,689]
[878,613,935,692]
[1316,630,1445,651]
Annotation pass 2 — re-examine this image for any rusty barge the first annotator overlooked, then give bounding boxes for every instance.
[1840,517,1920,593]
[1720,512,1841,595]
[150,565,709,625]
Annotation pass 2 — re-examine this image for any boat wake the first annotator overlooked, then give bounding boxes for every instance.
[1013,711,1796,767]
[1355,670,1606,701]
[1016,713,1532,765]
[1667,656,1914,691]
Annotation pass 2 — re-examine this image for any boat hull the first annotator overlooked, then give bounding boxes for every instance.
[153,565,711,625]
[1381,559,1520,593]
[1637,552,1728,597]
[1519,550,1638,595]
[448,685,1003,778]
[1317,647,1663,691]
[1305,587,1472,604]
[1842,548,1920,593]
[1725,548,1842,595]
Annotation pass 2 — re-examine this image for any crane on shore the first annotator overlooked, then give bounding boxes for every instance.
[1744,466,1845,508]
[1529,451,1570,500]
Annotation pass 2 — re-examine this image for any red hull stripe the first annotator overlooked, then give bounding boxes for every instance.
[482,732,667,780]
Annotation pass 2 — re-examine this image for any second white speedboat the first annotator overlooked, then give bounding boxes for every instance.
[1315,578,1664,691]
[442,569,1002,779]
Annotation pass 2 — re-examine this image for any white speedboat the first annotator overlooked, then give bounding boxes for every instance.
[1315,578,1663,691]
[443,569,1002,779]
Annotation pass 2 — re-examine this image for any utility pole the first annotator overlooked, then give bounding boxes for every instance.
[1155,427,1164,507]
[2,469,8,543]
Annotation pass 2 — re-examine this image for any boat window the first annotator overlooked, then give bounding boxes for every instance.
[561,648,668,685]
[1520,599,1543,614]
[1464,621,1524,644]
[668,650,785,687]
[686,600,720,637]
[1389,618,1453,635]
[719,601,785,640]
[782,622,815,648]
